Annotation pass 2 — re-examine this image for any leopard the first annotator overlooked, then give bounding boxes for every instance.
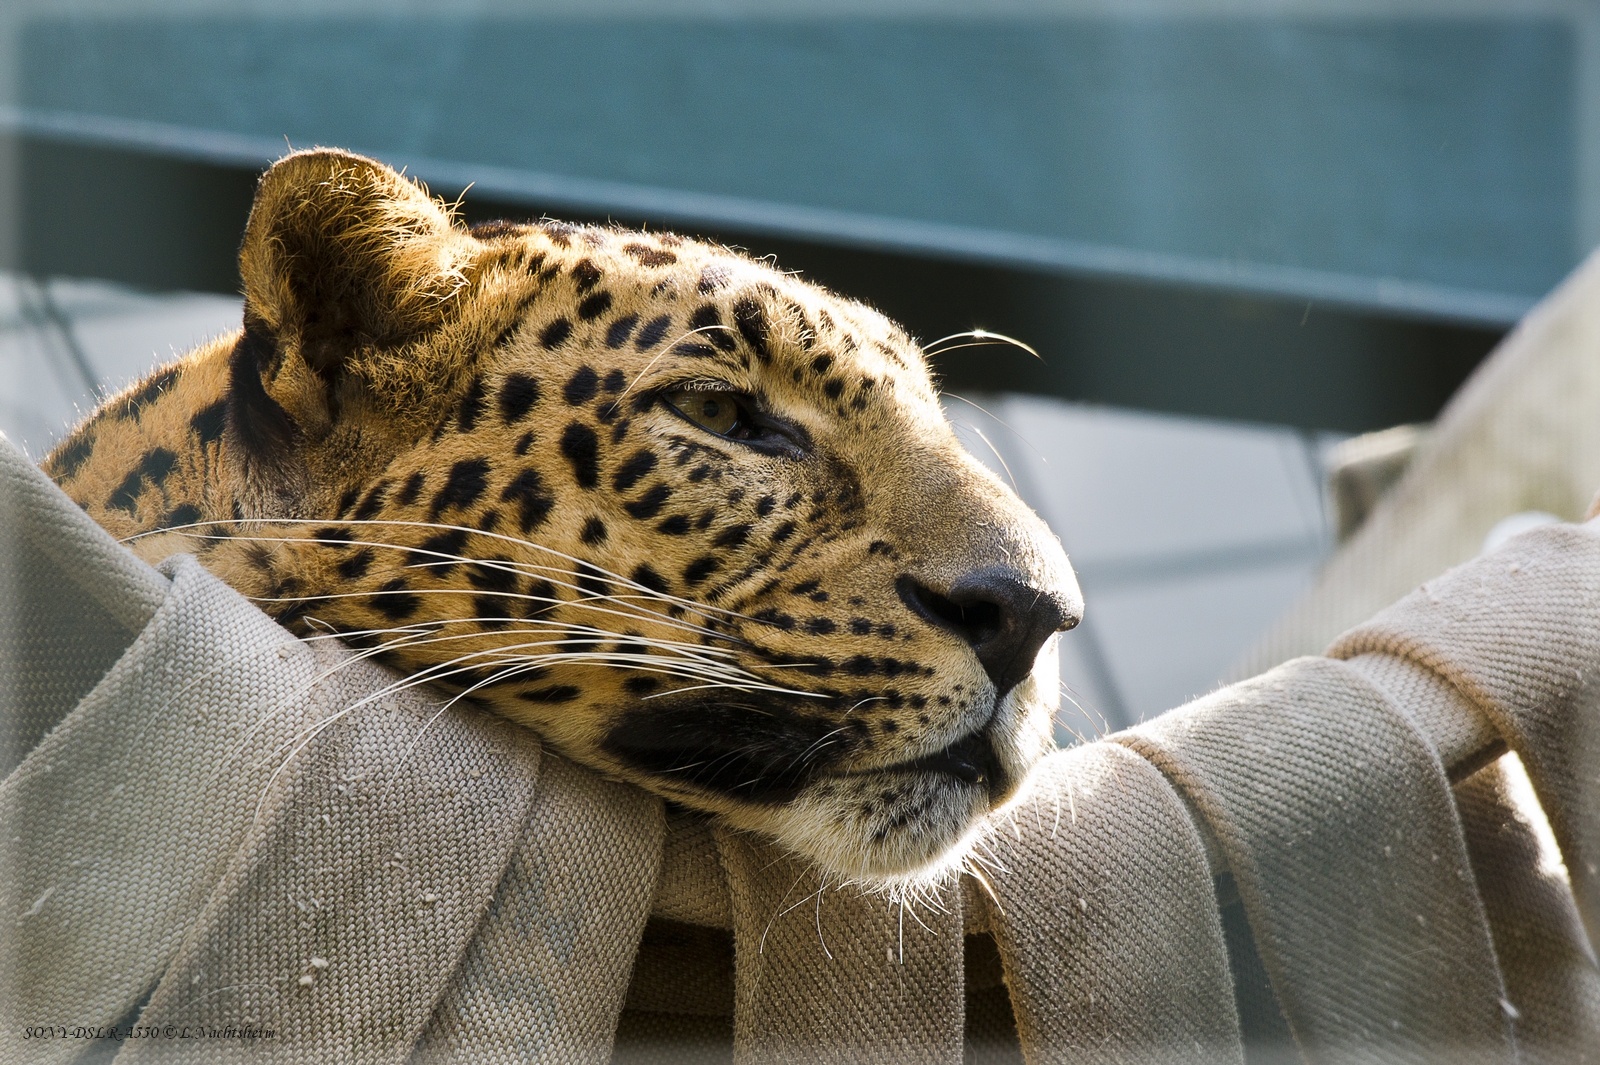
[42,148,1081,884]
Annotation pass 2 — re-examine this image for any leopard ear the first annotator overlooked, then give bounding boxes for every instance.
[239,148,475,377]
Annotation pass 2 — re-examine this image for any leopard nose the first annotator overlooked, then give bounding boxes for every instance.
[896,567,1082,696]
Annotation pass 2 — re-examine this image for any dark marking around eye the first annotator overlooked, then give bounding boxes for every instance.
[605,314,639,348]
[373,578,419,620]
[713,523,752,549]
[613,449,658,492]
[500,373,542,422]
[457,376,486,432]
[571,259,603,292]
[397,471,425,507]
[432,459,490,515]
[501,468,555,533]
[560,422,600,489]
[416,528,469,574]
[580,517,608,545]
[683,556,721,585]
[625,243,677,267]
[338,548,375,579]
[602,369,626,393]
[354,481,390,521]
[564,366,599,405]
[540,318,573,349]
[191,400,228,445]
[657,514,691,535]
[520,685,581,704]
[578,291,613,321]
[636,315,671,350]
[625,483,672,520]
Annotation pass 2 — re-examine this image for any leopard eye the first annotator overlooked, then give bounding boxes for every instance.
[665,388,745,436]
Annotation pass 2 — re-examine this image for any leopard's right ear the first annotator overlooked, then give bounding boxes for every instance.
[229,149,481,471]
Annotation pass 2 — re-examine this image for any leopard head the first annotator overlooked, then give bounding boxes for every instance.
[182,150,1081,882]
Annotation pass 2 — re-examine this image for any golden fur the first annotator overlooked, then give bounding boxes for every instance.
[45,149,1081,882]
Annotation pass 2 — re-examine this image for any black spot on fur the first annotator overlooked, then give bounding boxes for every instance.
[625,483,672,520]
[770,521,796,544]
[636,315,671,350]
[397,471,425,507]
[613,449,658,492]
[603,369,626,393]
[632,564,670,595]
[416,528,469,574]
[605,314,639,348]
[373,578,420,620]
[732,298,770,361]
[564,366,599,405]
[755,494,777,517]
[713,524,752,549]
[657,514,691,535]
[560,423,600,489]
[754,610,796,630]
[119,366,181,420]
[354,480,390,521]
[625,243,677,267]
[473,595,511,629]
[698,266,730,293]
[578,291,612,321]
[227,321,297,462]
[501,468,555,533]
[467,556,519,593]
[500,373,542,422]
[571,259,603,292]
[580,517,608,545]
[689,305,736,351]
[811,355,834,374]
[49,432,95,480]
[190,400,228,445]
[457,376,486,432]
[337,548,375,579]
[850,618,873,635]
[470,219,525,240]
[683,555,721,585]
[823,379,845,400]
[514,431,536,455]
[312,526,353,545]
[672,341,718,359]
[577,562,610,599]
[540,318,573,349]
[805,617,836,636]
[431,459,491,514]
[160,503,201,530]
[624,676,660,695]
[520,685,581,704]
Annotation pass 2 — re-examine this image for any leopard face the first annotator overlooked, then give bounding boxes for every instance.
[47,150,1081,883]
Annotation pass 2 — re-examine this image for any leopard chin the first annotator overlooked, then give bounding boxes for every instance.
[44,147,1082,883]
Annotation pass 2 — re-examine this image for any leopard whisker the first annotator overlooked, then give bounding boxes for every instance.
[922,328,1039,360]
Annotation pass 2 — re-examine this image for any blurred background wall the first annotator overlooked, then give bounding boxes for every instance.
[0,0,1586,736]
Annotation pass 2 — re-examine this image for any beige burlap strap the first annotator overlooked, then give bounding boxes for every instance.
[714,826,964,1065]
[1328,522,1600,945]
[977,742,1242,1064]
[1119,655,1514,1064]
[412,754,664,1064]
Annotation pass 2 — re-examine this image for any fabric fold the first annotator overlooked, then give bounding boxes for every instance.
[1119,656,1513,1064]
[979,743,1243,1065]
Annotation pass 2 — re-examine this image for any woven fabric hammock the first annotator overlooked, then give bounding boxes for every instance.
[3,274,1599,1062]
